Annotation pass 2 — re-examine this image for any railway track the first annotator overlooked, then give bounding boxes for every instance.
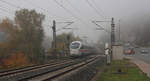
[0,59,74,81]
[0,59,69,76]
[0,55,99,81]
[0,59,69,74]
[43,56,100,81]
[22,55,100,81]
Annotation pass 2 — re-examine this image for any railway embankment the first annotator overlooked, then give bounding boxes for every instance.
[0,55,103,81]
[52,56,105,81]
[95,58,150,81]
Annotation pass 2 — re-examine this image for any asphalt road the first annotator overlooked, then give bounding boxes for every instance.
[126,47,150,64]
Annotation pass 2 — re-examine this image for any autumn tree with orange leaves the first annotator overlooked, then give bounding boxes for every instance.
[15,9,45,63]
[0,18,30,68]
[0,18,18,58]
[0,9,45,68]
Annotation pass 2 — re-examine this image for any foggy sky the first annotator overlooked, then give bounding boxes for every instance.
[0,0,150,43]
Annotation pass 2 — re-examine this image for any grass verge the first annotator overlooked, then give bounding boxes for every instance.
[96,59,150,81]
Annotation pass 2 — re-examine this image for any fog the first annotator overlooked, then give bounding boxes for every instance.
[0,0,150,43]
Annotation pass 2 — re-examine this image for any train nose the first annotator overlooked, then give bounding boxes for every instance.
[71,50,78,53]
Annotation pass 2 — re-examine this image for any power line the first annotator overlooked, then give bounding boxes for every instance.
[0,0,21,9]
[23,0,48,13]
[25,0,46,11]
[65,0,107,32]
[21,0,69,20]
[85,0,105,18]
[65,0,82,16]
[90,0,106,18]
[58,0,108,31]
[92,21,110,33]
[0,7,10,13]
[0,0,68,20]
[53,0,77,19]
[0,9,9,14]
[0,0,25,17]
[0,5,11,11]
[65,0,93,21]
[0,11,14,17]
[0,7,14,16]
[53,0,89,27]
[0,11,13,17]
[56,22,74,32]
[65,0,100,30]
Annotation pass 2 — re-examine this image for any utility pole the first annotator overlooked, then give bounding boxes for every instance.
[118,20,121,42]
[111,17,115,46]
[92,18,115,64]
[67,35,70,56]
[111,17,115,60]
[51,21,74,57]
[92,18,115,62]
[52,20,57,57]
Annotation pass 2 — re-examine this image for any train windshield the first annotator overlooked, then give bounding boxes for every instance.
[70,43,80,49]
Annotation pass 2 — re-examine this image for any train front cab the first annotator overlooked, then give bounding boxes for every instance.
[70,41,82,57]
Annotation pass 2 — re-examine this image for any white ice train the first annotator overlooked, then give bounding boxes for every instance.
[70,41,95,57]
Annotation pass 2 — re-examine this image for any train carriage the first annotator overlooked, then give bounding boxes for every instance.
[70,41,94,57]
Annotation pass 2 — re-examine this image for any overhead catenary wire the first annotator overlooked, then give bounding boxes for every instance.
[85,0,110,32]
[0,0,21,17]
[65,0,105,30]
[20,0,67,20]
[65,0,82,17]
[92,21,110,33]
[0,7,14,16]
[0,1,18,17]
[90,0,106,18]
[0,10,13,17]
[0,7,10,14]
[0,5,12,11]
[65,0,99,30]
[85,0,105,19]
[0,0,74,33]
[0,0,21,9]
[23,0,47,11]
[53,0,78,19]
[65,0,93,21]
[65,0,92,28]
[0,0,68,20]
[56,22,74,32]
[53,0,89,27]
[0,0,105,30]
